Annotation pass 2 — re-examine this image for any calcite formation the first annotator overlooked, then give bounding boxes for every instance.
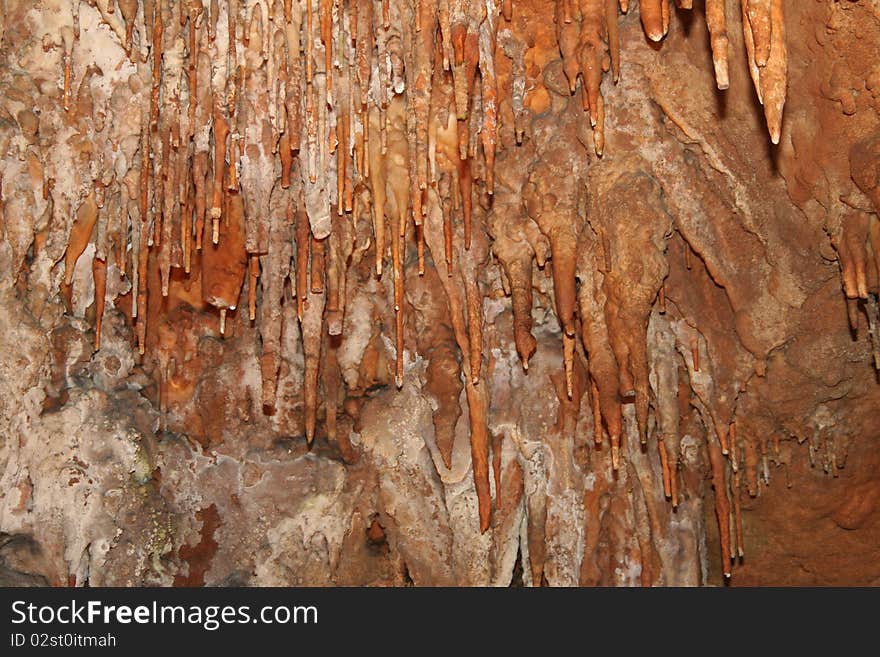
[0,0,879,587]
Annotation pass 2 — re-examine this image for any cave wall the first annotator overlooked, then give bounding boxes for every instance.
[0,0,878,587]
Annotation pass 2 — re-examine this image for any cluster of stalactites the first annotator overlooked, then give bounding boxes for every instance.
[48,9,495,371]
[38,0,793,550]
[840,134,880,369]
[45,0,507,532]
[555,0,788,155]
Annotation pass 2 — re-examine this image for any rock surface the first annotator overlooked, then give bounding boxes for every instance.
[0,0,878,587]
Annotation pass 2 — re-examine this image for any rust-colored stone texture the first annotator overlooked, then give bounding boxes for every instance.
[0,0,878,587]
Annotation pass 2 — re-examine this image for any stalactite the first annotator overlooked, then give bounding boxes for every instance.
[151,3,163,130]
[705,0,730,90]
[119,0,138,51]
[458,149,473,249]
[295,190,310,322]
[248,255,260,320]
[556,1,579,95]
[325,203,351,336]
[321,0,333,96]
[259,187,292,409]
[746,0,772,66]
[285,0,304,157]
[497,245,536,369]
[241,2,273,259]
[323,332,354,460]
[409,0,437,224]
[464,255,483,385]
[306,0,315,83]
[577,0,610,156]
[310,236,325,294]
[301,248,325,445]
[390,123,410,386]
[136,119,151,354]
[578,240,623,469]
[393,222,405,387]
[450,0,469,118]
[460,1,484,125]
[761,0,787,144]
[606,0,620,83]
[500,35,527,145]
[525,182,577,339]
[848,135,880,368]
[210,108,230,244]
[743,432,760,497]
[437,0,451,71]
[62,193,98,290]
[837,212,870,300]
[707,434,732,578]
[640,0,668,42]
[422,333,461,469]
[368,108,387,278]
[355,0,372,112]
[92,257,107,351]
[501,0,512,22]
[649,311,680,507]
[478,4,498,194]
[741,0,787,143]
